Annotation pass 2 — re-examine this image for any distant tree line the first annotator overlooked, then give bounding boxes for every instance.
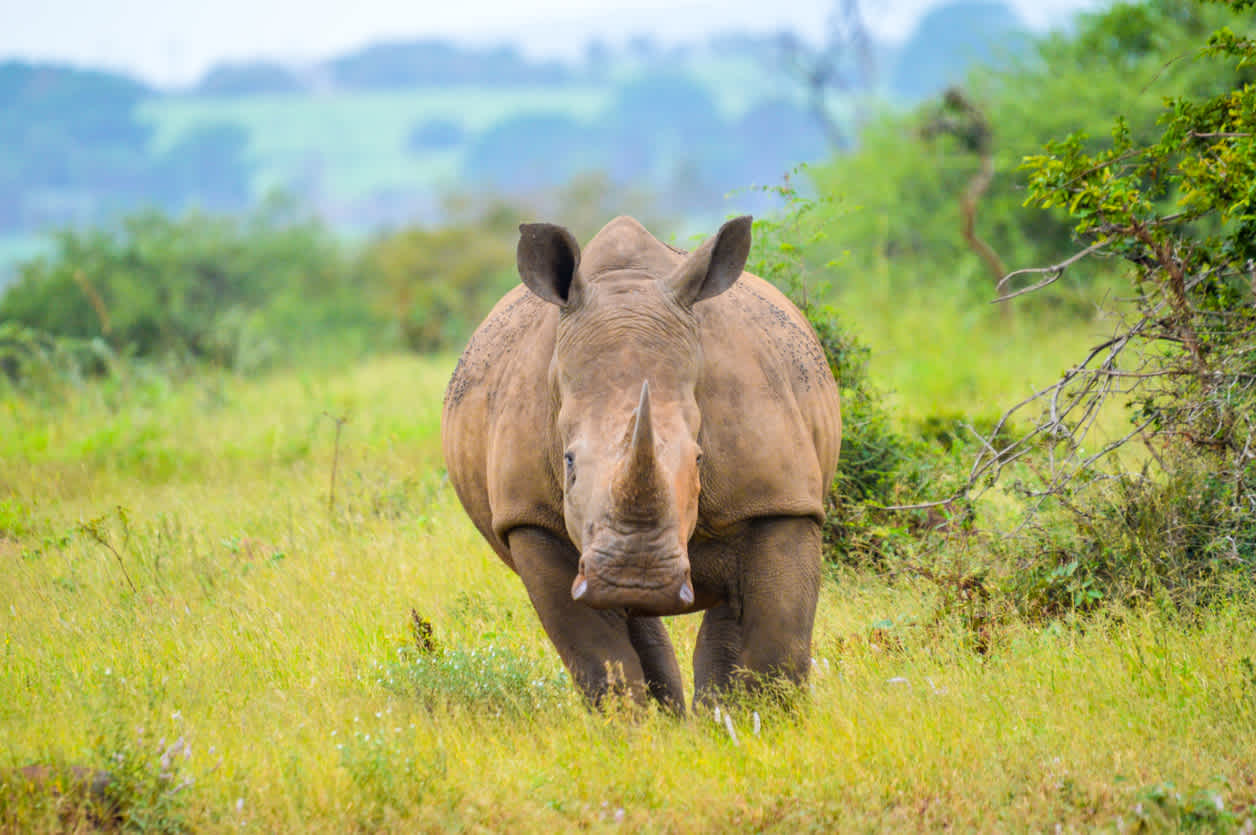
[0,62,253,234]
[185,1,1030,99]
[0,0,1034,238]
[451,73,827,213]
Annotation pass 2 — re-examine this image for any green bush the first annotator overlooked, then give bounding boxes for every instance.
[1002,460,1256,619]
[805,0,1253,307]
[355,202,521,353]
[0,320,117,393]
[972,0,1256,618]
[0,195,372,373]
[749,184,970,567]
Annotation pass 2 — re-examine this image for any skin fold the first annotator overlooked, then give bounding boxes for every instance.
[442,215,842,713]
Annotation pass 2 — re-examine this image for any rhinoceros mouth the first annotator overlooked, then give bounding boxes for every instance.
[571,557,694,612]
[585,575,680,592]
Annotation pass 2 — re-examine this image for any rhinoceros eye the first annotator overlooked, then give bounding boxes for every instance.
[563,451,575,482]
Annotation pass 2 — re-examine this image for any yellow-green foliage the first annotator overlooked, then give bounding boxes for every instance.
[3,354,1254,831]
[357,206,520,353]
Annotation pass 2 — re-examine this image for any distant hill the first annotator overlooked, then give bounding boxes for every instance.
[0,61,254,229]
[325,40,575,89]
[1,0,1044,252]
[891,1,1029,100]
[194,61,308,95]
[0,61,252,235]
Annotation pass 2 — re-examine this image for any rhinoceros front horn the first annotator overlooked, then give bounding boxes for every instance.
[615,380,662,503]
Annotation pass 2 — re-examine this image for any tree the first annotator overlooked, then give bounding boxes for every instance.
[960,0,1256,604]
[805,0,1252,306]
[195,61,306,95]
[777,0,878,149]
[889,1,1027,102]
[154,122,254,211]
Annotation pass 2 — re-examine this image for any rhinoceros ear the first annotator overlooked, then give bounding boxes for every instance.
[665,215,752,308]
[518,223,583,308]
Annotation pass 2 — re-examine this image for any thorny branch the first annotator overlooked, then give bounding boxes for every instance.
[880,228,1256,518]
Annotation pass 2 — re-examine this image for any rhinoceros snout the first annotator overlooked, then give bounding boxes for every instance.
[572,552,694,614]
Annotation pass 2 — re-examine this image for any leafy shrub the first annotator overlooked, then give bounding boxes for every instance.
[998,456,1256,619]
[0,195,372,373]
[371,643,570,715]
[356,204,520,353]
[971,0,1256,617]
[749,182,969,567]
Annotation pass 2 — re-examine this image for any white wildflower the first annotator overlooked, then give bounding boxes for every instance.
[723,712,739,746]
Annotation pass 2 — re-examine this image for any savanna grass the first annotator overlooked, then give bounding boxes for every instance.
[2,350,1254,831]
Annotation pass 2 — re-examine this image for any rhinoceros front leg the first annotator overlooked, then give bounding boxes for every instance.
[507,526,685,712]
[693,515,822,704]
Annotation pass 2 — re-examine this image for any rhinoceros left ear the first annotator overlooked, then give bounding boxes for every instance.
[518,223,583,308]
[665,215,752,308]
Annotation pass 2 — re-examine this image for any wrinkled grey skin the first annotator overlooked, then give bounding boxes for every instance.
[442,215,842,712]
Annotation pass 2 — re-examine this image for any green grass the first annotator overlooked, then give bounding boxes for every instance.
[2,332,1254,830]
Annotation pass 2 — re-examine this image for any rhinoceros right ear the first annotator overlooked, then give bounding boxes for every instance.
[518,223,583,308]
[665,215,752,308]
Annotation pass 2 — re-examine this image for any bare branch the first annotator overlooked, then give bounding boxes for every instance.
[875,495,963,512]
[994,238,1111,300]
[1189,131,1253,139]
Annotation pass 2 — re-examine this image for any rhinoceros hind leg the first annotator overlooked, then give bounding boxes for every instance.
[508,526,666,708]
[693,516,821,705]
[693,603,743,706]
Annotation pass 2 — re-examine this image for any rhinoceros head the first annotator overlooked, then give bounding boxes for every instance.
[516,215,752,615]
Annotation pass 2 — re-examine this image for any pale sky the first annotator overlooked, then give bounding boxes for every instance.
[2,0,1107,88]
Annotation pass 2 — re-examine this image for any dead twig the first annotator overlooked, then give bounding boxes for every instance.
[80,509,137,594]
[323,412,348,518]
[994,238,1112,301]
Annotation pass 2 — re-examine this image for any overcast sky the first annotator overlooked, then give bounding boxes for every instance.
[3,0,1107,88]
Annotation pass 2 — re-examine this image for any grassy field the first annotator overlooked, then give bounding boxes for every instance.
[2,304,1255,830]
